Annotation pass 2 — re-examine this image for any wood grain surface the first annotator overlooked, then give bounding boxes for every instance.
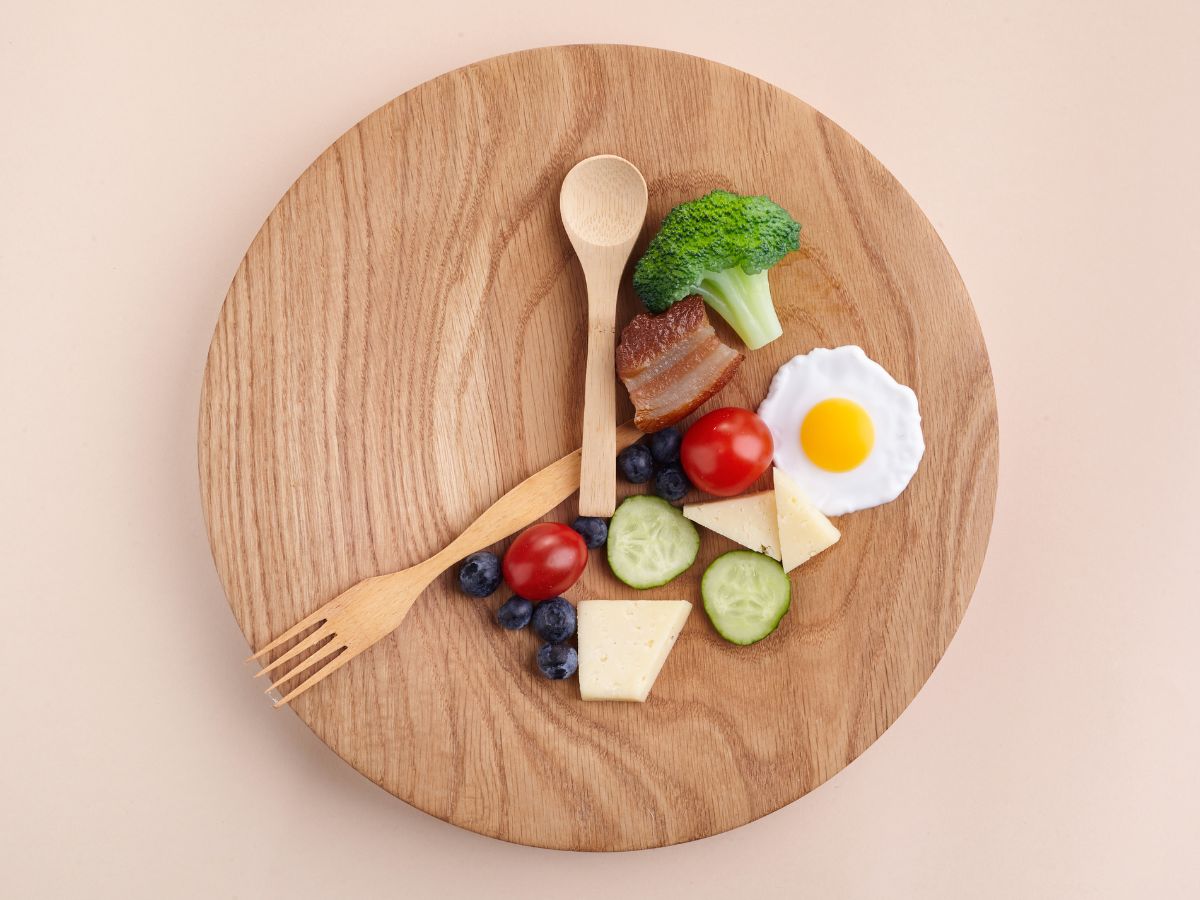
[199,44,998,851]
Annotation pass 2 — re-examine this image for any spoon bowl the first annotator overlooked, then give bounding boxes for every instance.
[561,155,649,249]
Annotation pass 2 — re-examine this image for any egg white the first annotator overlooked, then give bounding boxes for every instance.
[757,346,924,515]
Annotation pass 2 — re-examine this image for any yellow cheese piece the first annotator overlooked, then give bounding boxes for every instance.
[773,467,840,572]
[682,491,781,560]
[578,600,692,702]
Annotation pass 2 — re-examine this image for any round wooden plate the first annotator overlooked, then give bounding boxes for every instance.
[200,45,997,851]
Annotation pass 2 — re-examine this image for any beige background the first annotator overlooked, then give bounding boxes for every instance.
[2,1,1197,897]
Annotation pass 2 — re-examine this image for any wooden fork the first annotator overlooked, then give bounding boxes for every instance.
[251,421,643,706]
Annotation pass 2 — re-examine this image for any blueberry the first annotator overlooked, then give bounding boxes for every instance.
[458,550,502,597]
[617,444,654,484]
[496,596,533,630]
[571,516,608,549]
[531,597,576,643]
[536,642,579,680]
[648,427,682,465]
[654,463,691,503]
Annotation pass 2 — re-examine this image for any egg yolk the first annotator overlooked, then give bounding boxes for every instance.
[800,398,875,472]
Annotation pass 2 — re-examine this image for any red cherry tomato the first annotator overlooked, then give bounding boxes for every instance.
[680,407,774,497]
[502,523,588,601]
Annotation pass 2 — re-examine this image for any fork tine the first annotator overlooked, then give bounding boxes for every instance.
[262,641,347,694]
[273,644,361,708]
[246,607,329,662]
[252,626,335,679]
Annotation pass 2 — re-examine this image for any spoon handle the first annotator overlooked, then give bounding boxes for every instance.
[579,277,620,516]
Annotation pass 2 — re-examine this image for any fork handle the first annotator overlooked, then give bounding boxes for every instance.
[253,420,644,706]
[434,420,642,568]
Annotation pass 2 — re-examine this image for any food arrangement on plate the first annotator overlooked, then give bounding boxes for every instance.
[204,46,999,850]
[456,186,925,702]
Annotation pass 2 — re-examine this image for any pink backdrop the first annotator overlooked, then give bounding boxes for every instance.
[2,1,1197,896]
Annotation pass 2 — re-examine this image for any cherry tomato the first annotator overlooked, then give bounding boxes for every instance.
[680,407,774,497]
[502,523,588,601]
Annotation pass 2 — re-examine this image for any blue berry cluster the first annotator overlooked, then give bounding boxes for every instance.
[494,594,579,680]
[617,426,691,503]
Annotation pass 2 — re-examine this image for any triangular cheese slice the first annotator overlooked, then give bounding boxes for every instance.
[774,467,840,573]
[682,491,781,560]
[578,600,692,702]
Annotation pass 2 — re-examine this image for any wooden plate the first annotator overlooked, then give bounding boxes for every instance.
[200,45,998,851]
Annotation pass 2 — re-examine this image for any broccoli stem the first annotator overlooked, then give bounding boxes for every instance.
[695,268,783,350]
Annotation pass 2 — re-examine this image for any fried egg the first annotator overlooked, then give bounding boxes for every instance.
[757,346,924,515]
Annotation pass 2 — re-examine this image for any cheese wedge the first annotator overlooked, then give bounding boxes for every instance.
[578,600,692,702]
[774,467,840,572]
[682,491,781,560]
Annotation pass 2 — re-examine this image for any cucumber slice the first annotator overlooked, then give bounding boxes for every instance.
[607,495,700,589]
[701,550,792,645]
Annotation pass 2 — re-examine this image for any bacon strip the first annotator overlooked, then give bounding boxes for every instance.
[616,296,744,432]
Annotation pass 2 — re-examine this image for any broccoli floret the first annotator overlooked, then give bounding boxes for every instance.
[632,190,800,349]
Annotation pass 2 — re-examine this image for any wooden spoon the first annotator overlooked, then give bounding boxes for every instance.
[560,155,648,517]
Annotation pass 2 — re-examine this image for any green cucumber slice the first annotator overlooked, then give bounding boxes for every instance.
[701,550,791,645]
[607,495,700,589]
